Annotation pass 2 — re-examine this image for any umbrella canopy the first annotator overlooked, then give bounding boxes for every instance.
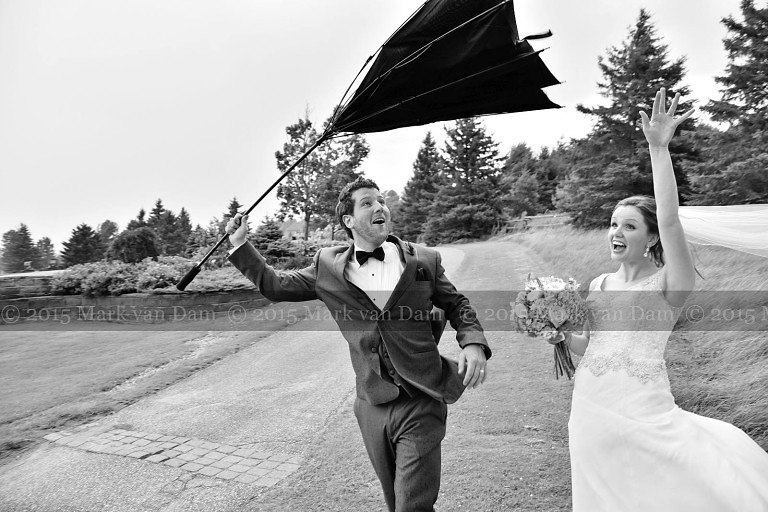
[331,0,560,134]
[177,0,560,290]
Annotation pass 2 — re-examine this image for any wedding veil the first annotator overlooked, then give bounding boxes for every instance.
[678,204,768,258]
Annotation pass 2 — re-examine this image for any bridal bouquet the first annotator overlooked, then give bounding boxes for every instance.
[512,275,587,379]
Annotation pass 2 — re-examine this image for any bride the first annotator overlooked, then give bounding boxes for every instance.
[560,88,768,511]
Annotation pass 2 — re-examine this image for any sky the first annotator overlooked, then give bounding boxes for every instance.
[0,0,746,252]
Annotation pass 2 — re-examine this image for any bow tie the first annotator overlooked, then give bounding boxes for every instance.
[356,246,385,265]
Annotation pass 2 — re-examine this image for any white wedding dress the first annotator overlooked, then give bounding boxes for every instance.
[569,270,768,512]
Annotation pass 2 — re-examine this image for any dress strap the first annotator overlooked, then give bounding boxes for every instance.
[589,273,609,292]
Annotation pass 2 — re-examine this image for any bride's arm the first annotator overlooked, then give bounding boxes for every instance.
[559,275,600,356]
[640,88,696,307]
[563,327,590,357]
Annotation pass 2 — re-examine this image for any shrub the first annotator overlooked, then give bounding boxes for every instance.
[50,270,85,295]
[135,256,188,291]
[49,257,191,296]
[50,261,140,297]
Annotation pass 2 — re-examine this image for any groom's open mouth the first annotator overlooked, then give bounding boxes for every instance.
[372,218,386,226]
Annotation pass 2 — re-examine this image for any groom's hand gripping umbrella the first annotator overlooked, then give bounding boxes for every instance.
[177,0,561,290]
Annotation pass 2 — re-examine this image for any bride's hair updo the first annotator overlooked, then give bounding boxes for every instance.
[613,195,664,267]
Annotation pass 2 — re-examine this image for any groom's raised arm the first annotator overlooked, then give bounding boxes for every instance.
[226,213,318,303]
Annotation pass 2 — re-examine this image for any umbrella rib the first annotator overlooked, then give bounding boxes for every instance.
[329,0,427,128]
[336,48,548,133]
[334,0,513,128]
[387,1,515,74]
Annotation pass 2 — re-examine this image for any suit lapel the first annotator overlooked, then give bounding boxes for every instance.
[383,235,417,311]
[332,243,354,282]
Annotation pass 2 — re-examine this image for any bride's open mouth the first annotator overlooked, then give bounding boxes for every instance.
[611,240,627,252]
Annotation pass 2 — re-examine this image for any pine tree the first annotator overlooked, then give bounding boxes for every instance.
[251,216,293,265]
[215,198,244,245]
[577,10,692,153]
[382,190,402,235]
[705,0,768,130]
[145,200,171,255]
[126,209,148,230]
[1,224,38,273]
[557,10,696,226]
[689,0,768,204]
[61,224,104,266]
[423,118,504,244]
[505,172,541,219]
[253,216,284,246]
[185,224,213,259]
[226,198,242,219]
[398,132,444,241]
[172,208,193,256]
[147,199,166,228]
[535,147,567,211]
[501,143,541,218]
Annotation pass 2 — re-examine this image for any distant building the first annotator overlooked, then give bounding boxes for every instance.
[279,219,342,243]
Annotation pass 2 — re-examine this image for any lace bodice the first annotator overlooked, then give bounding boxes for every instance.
[577,270,680,383]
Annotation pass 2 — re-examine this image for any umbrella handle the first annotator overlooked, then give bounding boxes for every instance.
[176,135,329,291]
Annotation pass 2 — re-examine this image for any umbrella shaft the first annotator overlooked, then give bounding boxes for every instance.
[198,134,329,268]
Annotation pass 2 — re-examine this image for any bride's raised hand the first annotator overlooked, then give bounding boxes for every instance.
[639,87,694,149]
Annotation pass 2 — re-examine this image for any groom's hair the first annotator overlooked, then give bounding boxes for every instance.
[336,177,380,240]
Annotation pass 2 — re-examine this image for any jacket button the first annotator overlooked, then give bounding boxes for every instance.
[389,370,396,376]
[371,345,378,353]
[383,351,389,358]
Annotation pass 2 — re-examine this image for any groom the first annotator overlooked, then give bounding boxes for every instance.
[226,176,490,512]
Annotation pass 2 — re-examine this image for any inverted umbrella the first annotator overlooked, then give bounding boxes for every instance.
[177,0,560,290]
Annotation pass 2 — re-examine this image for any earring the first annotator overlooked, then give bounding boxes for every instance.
[643,245,651,258]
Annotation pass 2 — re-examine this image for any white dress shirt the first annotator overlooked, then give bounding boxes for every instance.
[345,241,404,309]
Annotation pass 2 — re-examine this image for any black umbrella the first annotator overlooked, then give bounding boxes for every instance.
[177,0,560,290]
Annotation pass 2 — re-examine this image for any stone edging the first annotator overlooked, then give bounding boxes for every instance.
[44,424,300,486]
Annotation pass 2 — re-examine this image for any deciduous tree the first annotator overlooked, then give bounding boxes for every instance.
[107,227,159,263]
[35,237,56,270]
[276,114,369,240]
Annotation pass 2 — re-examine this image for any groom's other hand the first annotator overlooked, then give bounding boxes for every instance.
[458,344,487,388]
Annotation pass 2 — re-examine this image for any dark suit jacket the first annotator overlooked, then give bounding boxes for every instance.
[228,235,491,405]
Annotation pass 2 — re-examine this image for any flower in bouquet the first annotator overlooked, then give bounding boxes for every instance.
[512,274,587,379]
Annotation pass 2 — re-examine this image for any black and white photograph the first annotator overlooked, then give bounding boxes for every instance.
[1,1,767,510]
